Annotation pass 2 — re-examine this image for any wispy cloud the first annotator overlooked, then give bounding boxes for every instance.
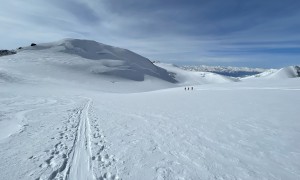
[0,0,299,67]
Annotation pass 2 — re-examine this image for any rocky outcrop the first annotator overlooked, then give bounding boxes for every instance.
[295,66,300,77]
[0,50,17,57]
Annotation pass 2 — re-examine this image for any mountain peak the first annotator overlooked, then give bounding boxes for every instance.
[17,39,177,83]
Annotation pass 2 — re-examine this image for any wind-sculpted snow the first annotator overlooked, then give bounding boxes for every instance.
[18,39,176,83]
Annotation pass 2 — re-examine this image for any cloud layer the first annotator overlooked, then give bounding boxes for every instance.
[1,0,300,67]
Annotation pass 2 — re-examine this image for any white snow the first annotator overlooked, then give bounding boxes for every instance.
[181,64,267,74]
[242,66,300,80]
[0,39,300,180]
[68,99,94,180]
[155,62,238,86]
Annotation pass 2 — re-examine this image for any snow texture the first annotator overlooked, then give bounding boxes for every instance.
[0,39,299,180]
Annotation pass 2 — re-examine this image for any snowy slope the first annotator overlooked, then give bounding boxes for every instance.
[1,39,300,180]
[243,66,300,80]
[155,62,238,86]
[265,66,300,79]
[0,39,180,92]
[1,78,300,180]
[0,38,240,91]
[19,39,175,83]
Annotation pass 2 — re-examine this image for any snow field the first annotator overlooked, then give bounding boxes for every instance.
[87,84,300,180]
[0,95,119,180]
[0,39,300,179]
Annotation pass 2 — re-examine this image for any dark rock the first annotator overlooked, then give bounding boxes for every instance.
[0,50,17,57]
[31,43,37,46]
[295,66,300,77]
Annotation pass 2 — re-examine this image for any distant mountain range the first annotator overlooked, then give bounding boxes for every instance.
[180,65,268,77]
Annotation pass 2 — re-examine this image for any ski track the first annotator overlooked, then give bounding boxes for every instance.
[32,98,119,180]
[66,98,94,180]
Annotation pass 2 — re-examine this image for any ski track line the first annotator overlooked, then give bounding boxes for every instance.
[40,99,95,180]
[30,98,119,180]
[65,98,95,180]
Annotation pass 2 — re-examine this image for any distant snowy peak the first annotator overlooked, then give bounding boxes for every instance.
[154,62,237,86]
[180,64,300,80]
[180,65,267,77]
[181,65,266,73]
[18,39,176,83]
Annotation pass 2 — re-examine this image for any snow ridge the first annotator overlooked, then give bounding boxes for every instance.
[243,66,300,80]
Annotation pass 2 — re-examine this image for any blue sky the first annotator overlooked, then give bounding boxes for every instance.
[0,0,300,68]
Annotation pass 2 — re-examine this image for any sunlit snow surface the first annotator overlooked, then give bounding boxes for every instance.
[0,39,299,180]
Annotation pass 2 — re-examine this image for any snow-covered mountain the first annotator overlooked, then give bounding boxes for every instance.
[1,39,181,92]
[181,65,267,77]
[19,39,176,83]
[1,39,300,180]
[0,39,246,91]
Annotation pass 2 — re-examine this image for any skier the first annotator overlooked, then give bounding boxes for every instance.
[187,87,189,90]
[191,87,193,90]
[184,87,186,91]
